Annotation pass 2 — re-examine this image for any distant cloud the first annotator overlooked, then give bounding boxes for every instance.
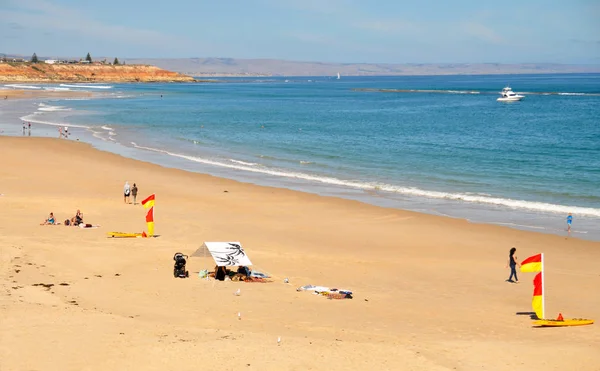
[568,39,600,46]
[0,0,191,51]
[8,22,24,30]
[267,0,349,16]
[459,22,505,44]
[354,20,420,34]
[288,32,336,45]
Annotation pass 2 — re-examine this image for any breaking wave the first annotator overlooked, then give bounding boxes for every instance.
[4,84,42,90]
[60,84,113,89]
[19,113,89,128]
[128,142,600,218]
[38,103,72,112]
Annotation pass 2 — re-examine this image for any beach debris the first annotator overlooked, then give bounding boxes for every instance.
[277,336,281,345]
[238,312,241,320]
[234,288,241,296]
[283,278,289,284]
[32,283,54,290]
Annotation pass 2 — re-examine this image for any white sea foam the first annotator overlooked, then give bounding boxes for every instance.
[37,103,72,112]
[4,84,42,90]
[43,87,71,91]
[128,142,600,218]
[446,90,480,94]
[19,113,89,128]
[299,161,313,165]
[60,84,113,89]
[230,159,258,166]
[101,126,114,131]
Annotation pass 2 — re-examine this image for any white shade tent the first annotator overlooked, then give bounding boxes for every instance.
[193,242,253,267]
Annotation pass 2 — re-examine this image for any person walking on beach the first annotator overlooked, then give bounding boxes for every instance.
[131,183,138,205]
[567,213,573,234]
[124,181,131,203]
[506,247,520,283]
[58,126,63,138]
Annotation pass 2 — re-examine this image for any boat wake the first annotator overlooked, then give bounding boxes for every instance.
[353,88,600,96]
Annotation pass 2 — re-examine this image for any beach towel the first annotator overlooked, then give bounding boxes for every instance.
[79,224,100,229]
[297,285,331,293]
[244,277,272,283]
[297,285,353,298]
[327,292,353,300]
[250,270,270,278]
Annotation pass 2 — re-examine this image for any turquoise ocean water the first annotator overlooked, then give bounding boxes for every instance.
[3,74,599,240]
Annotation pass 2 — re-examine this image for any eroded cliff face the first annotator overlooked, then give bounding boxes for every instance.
[0,63,195,82]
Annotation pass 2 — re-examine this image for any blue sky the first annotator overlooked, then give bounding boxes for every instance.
[1,0,599,63]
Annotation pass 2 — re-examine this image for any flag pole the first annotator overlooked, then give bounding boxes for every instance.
[541,253,545,319]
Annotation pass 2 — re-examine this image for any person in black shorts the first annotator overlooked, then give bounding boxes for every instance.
[123,181,131,203]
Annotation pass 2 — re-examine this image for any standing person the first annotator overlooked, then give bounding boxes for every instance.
[123,181,131,203]
[567,213,573,234]
[131,183,138,205]
[506,247,520,283]
[64,126,69,138]
[58,126,63,138]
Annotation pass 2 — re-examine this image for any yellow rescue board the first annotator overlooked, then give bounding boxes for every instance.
[533,319,594,327]
[107,232,144,238]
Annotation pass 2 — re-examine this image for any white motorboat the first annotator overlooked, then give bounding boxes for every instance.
[497,86,524,102]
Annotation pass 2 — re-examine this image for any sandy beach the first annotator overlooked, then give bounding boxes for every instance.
[1,136,599,371]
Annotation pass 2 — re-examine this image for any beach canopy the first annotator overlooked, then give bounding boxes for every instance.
[198,242,253,267]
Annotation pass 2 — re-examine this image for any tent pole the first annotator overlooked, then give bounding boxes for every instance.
[541,253,546,320]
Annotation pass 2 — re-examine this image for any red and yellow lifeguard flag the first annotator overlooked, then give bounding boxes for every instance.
[521,254,542,272]
[141,194,155,209]
[145,207,154,236]
[532,272,544,319]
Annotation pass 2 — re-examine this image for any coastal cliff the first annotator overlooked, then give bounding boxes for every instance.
[0,63,196,83]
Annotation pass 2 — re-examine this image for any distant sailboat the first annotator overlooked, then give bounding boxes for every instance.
[337,72,341,80]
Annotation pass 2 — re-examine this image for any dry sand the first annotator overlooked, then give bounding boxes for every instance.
[1,137,599,371]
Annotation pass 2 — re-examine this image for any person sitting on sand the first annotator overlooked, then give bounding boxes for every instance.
[70,209,83,226]
[215,266,229,281]
[237,266,251,278]
[41,212,57,225]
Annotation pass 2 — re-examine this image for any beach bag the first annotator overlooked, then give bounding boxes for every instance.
[64,219,70,226]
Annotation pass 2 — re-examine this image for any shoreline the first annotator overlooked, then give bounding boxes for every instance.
[1,133,596,244]
[1,135,600,370]
[1,88,598,241]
